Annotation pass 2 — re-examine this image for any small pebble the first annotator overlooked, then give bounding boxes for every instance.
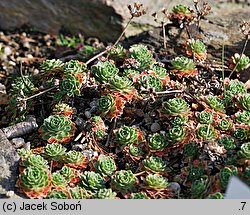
[85,110,91,119]
[169,182,181,192]
[150,122,161,132]
[4,46,12,56]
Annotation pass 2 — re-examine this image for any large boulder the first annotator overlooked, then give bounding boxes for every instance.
[0,0,171,42]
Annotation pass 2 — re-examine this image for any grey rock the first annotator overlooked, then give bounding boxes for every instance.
[150,122,161,132]
[0,0,169,42]
[0,129,20,197]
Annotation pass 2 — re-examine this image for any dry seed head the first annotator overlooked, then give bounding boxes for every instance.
[128,2,146,18]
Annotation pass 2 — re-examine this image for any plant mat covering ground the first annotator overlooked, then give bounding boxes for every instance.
[0,1,250,199]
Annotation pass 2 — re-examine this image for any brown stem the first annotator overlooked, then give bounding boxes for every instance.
[86,17,133,65]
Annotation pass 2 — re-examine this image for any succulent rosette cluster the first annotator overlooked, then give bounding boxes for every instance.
[39,115,76,143]
[64,150,88,169]
[41,143,67,162]
[97,93,126,119]
[203,96,225,113]
[185,39,207,61]
[238,142,250,159]
[10,75,37,96]
[217,136,236,150]
[64,60,86,74]
[59,74,83,97]
[93,155,117,176]
[191,176,209,199]
[223,79,247,105]
[229,53,250,72]
[127,44,155,71]
[162,98,190,117]
[144,174,169,190]
[78,171,105,192]
[207,192,224,199]
[170,56,198,78]
[169,4,194,24]
[128,192,149,199]
[166,126,188,144]
[148,133,168,151]
[93,188,117,199]
[143,156,167,173]
[92,60,119,83]
[237,94,250,111]
[197,125,217,140]
[219,166,238,190]
[17,166,52,198]
[111,170,137,194]
[235,111,250,125]
[114,126,142,146]
[40,59,64,73]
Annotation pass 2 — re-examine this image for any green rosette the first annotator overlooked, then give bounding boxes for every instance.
[237,94,250,111]
[232,128,249,141]
[112,170,137,194]
[60,166,76,182]
[144,174,169,190]
[109,75,133,91]
[78,171,105,192]
[129,192,150,199]
[172,4,191,14]
[219,166,238,190]
[39,115,75,143]
[128,44,155,71]
[18,166,51,194]
[92,61,119,83]
[129,144,144,157]
[60,74,82,97]
[197,111,213,124]
[64,60,86,74]
[143,156,167,173]
[148,133,168,151]
[41,143,67,161]
[93,155,117,176]
[207,192,224,199]
[170,57,196,73]
[46,190,68,199]
[114,126,139,145]
[22,155,49,169]
[235,111,250,125]
[217,136,236,150]
[166,126,187,144]
[218,119,233,131]
[191,176,209,199]
[203,96,225,113]
[93,188,117,199]
[97,94,115,113]
[162,98,190,117]
[197,125,216,140]
[40,59,64,73]
[52,172,67,187]
[150,64,168,78]
[238,142,250,159]
[138,75,163,91]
